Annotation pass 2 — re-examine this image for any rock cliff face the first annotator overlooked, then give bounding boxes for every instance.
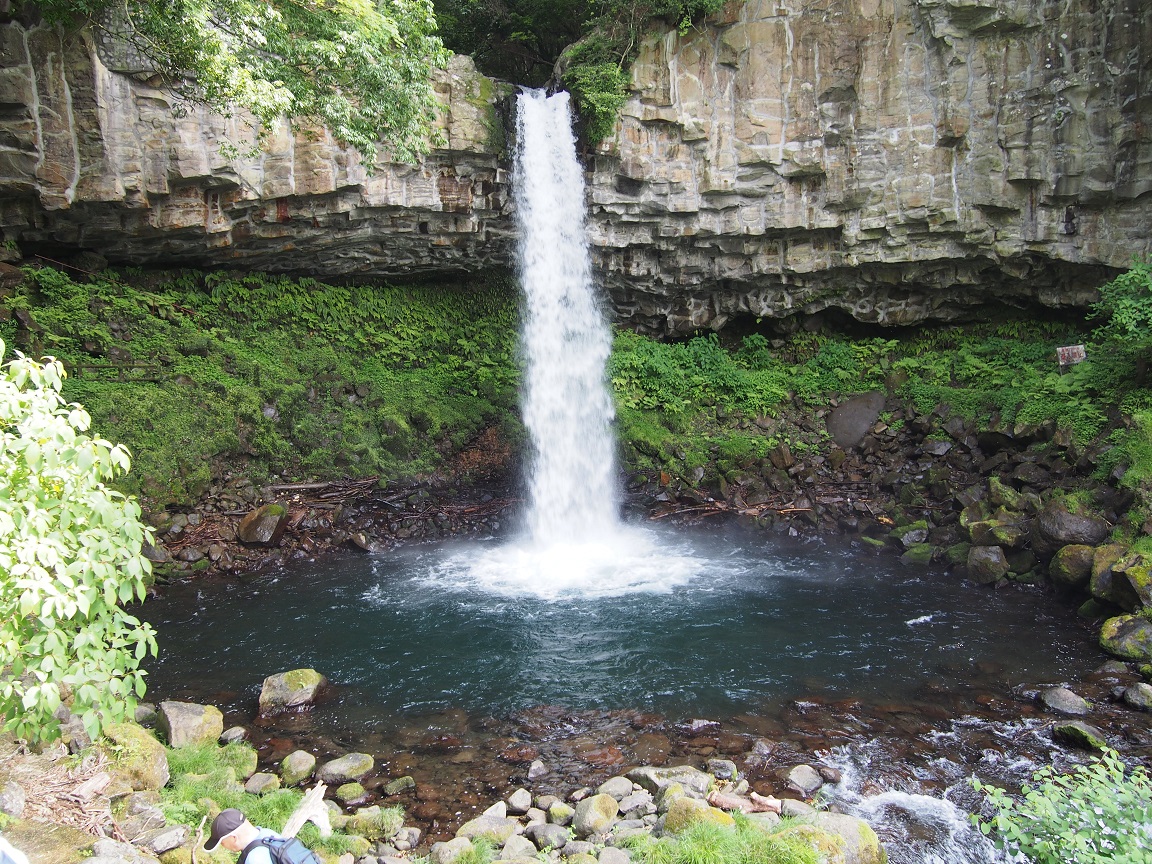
[0,24,513,277]
[1,0,1150,331]
[591,0,1152,332]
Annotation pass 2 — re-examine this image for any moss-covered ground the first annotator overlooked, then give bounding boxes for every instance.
[2,267,521,509]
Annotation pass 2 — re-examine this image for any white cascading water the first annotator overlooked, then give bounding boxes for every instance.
[432,89,703,599]
[515,88,619,543]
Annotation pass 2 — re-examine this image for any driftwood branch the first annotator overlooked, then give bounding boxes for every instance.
[282,783,330,838]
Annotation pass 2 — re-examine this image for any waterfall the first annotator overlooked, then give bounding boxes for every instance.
[431,89,702,599]
[514,89,618,543]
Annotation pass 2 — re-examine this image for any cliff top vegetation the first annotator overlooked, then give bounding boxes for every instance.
[16,0,448,163]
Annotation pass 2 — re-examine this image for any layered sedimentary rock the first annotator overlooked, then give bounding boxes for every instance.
[1,0,1150,330]
[0,23,513,277]
[590,0,1152,331]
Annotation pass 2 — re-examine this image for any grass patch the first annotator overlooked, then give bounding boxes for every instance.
[622,815,818,864]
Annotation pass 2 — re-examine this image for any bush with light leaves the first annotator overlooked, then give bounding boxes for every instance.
[0,340,156,744]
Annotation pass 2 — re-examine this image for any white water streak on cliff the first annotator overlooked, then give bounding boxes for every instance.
[514,89,618,544]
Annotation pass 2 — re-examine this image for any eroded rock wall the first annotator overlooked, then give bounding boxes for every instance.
[1,1,1150,331]
[589,0,1152,332]
[0,22,514,277]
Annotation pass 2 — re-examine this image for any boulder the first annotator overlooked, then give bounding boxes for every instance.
[626,765,712,798]
[1123,683,1152,711]
[507,788,533,814]
[1090,545,1140,610]
[336,783,368,807]
[786,764,824,797]
[662,797,735,834]
[526,822,570,851]
[280,750,316,786]
[547,801,574,825]
[1100,615,1152,662]
[244,773,281,794]
[430,838,473,864]
[598,848,632,864]
[1049,545,1095,590]
[259,669,328,714]
[1040,687,1090,715]
[347,805,403,839]
[618,791,655,816]
[1116,554,1152,608]
[967,546,1010,584]
[809,812,887,864]
[88,838,158,864]
[706,759,738,780]
[219,726,248,745]
[384,776,416,796]
[317,753,374,784]
[0,780,26,817]
[1053,721,1108,751]
[137,826,188,855]
[826,392,885,449]
[597,777,634,800]
[157,702,223,749]
[572,793,619,838]
[1032,503,1110,561]
[101,723,169,791]
[500,836,538,860]
[238,503,290,545]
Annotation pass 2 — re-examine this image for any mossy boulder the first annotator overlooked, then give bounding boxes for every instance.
[455,815,519,844]
[889,520,928,547]
[1116,554,1152,607]
[944,542,971,567]
[572,793,619,838]
[101,723,170,791]
[1050,544,1095,590]
[280,750,316,786]
[662,797,735,834]
[1032,502,1110,561]
[1090,545,1140,610]
[336,782,368,807]
[1100,615,1152,662]
[968,546,1010,584]
[259,669,328,715]
[238,503,289,545]
[988,476,1025,511]
[900,543,934,566]
[1053,721,1108,751]
[346,804,403,839]
[772,823,847,863]
[1,818,96,864]
[317,752,374,784]
[809,813,887,864]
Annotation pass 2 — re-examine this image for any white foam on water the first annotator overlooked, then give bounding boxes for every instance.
[431,525,705,600]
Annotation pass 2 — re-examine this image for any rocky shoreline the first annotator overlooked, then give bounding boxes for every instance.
[7,648,1152,864]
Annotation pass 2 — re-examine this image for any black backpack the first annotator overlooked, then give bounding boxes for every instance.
[238,836,321,864]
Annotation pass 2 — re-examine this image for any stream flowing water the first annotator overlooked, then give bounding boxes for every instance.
[138,92,1129,862]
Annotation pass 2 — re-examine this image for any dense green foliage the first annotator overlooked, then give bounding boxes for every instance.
[623,815,818,864]
[972,748,1152,863]
[23,0,448,163]
[608,309,1152,520]
[2,267,520,508]
[0,340,156,744]
[161,741,394,855]
[433,0,726,140]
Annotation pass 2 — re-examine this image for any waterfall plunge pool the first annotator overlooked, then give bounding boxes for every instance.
[142,523,1099,730]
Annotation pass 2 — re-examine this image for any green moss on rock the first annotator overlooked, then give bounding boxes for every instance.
[1100,614,1152,662]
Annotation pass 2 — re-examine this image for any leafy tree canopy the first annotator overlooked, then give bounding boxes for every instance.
[0,339,157,744]
[22,0,449,163]
[433,0,726,140]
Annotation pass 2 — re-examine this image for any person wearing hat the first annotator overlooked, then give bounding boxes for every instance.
[203,809,282,864]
